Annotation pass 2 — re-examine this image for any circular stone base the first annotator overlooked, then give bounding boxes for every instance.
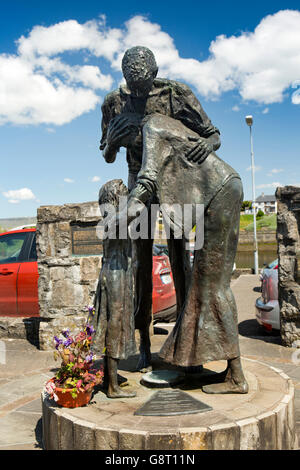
[141,370,185,387]
[42,358,297,450]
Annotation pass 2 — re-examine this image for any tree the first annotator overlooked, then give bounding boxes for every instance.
[241,200,252,211]
[256,209,264,219]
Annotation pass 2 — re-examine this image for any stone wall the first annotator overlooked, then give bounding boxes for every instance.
[276,186,300,347]
[238,230,276,245]
[36,202,102,350]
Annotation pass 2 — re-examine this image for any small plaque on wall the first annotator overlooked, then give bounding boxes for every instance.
[71,222,103,256]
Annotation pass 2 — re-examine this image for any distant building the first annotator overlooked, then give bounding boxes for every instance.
[255,193,277,214]
[244,193,277,214]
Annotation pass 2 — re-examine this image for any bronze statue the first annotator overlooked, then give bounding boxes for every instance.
[100,46,220,372]
[91,179,136,398]
[99,46,248,394]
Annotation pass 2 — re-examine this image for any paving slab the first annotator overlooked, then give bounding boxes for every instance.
[0,410,42,448]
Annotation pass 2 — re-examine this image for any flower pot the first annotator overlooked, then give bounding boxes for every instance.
[47,379,93,408]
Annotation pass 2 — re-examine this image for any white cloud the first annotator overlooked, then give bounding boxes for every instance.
[257,182,283,189]
[1,10,300,127]
[0,18,115,126]
[247,165,262,172]
[116,11,300,105]
[0,55,101,125]
[199,10,300,104]
[232,105,240,112]
[91,176,101,182]
[17,17,122,61]
[262,108,269,114]
[292,80,300,104]
[64,178,75,183]
[267,168,284,176]
[2,187,36,203]
[109,11,300,105]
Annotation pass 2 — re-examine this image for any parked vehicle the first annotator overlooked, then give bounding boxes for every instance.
[0,229,176,321]
[259,258,278,281]
[0,228,38,316]
[255,267,280,332]
[152,244,176,323]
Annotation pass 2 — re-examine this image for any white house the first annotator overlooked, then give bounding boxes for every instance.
[244,193,277,214]
[255,193,277,214]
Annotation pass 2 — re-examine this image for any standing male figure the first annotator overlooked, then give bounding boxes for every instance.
[99,46,221,372]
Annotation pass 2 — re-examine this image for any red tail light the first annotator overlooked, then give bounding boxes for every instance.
[262,322,272,332]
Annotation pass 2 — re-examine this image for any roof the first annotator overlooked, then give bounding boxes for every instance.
[0,227,36,236]
[256,194,276,203]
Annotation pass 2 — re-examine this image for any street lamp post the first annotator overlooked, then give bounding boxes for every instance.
[245,115,259,274]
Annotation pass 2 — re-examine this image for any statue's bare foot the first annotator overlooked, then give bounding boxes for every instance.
[202,379,248,394]
[202,357,248,394]
[107,386,137,398]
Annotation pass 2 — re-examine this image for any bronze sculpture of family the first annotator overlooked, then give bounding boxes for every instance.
[91,46,248,397]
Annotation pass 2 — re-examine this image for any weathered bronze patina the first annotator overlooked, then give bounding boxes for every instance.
[91,179,136,398]
[99,46,248,394]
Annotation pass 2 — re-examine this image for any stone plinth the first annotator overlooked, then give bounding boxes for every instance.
[42,358,296,450]
[276,186,300,346]
[36,202,102,350]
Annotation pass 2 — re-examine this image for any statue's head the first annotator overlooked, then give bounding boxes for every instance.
[122,46,158,97]
[98,179,128,215]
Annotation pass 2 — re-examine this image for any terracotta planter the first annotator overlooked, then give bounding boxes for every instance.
[48,379,93,408]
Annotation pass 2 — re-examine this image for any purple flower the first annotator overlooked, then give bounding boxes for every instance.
[85,305,94,314]
[54,336,62,349]
[61,328,70,338]
[85,324,95,336]
[63,338,73,347]
[86,353,94,362]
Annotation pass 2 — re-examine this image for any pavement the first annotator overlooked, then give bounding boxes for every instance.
[0,273,300,450]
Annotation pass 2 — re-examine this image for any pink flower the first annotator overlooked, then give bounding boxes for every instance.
[45,380,59,402]
[76,380,82,389]
[45,381,55,394]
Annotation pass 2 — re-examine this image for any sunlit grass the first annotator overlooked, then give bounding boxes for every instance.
[244,213,277,232]
[240,214,254,230]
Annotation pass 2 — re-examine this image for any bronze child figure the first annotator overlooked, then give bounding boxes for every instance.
[91,179,136,398]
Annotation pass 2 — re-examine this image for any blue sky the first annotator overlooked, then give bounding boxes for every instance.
[0,0,300,218]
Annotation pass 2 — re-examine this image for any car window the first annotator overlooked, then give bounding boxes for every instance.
[28,236,37,261]
[153,244,169,256]
[268,259,278,269]
[153,245,161,256]
[0,233,28,264]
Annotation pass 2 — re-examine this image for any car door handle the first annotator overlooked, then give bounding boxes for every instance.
[0,269,14,275]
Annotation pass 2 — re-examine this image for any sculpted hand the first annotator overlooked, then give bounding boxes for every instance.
[107,115,133,150]
[186,137,213,164]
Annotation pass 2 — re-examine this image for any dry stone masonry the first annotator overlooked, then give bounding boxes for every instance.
[276,186,300,346]
[36,202,102,350]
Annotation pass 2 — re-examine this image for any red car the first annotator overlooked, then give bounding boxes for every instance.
[152,244,177,323]
[0,228,176,321]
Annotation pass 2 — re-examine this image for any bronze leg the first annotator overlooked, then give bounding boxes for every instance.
[107,357,136,398]
[133,236,153,372]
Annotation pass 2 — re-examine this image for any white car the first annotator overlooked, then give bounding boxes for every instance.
[259,258,278,281]
[255,267,280,332]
